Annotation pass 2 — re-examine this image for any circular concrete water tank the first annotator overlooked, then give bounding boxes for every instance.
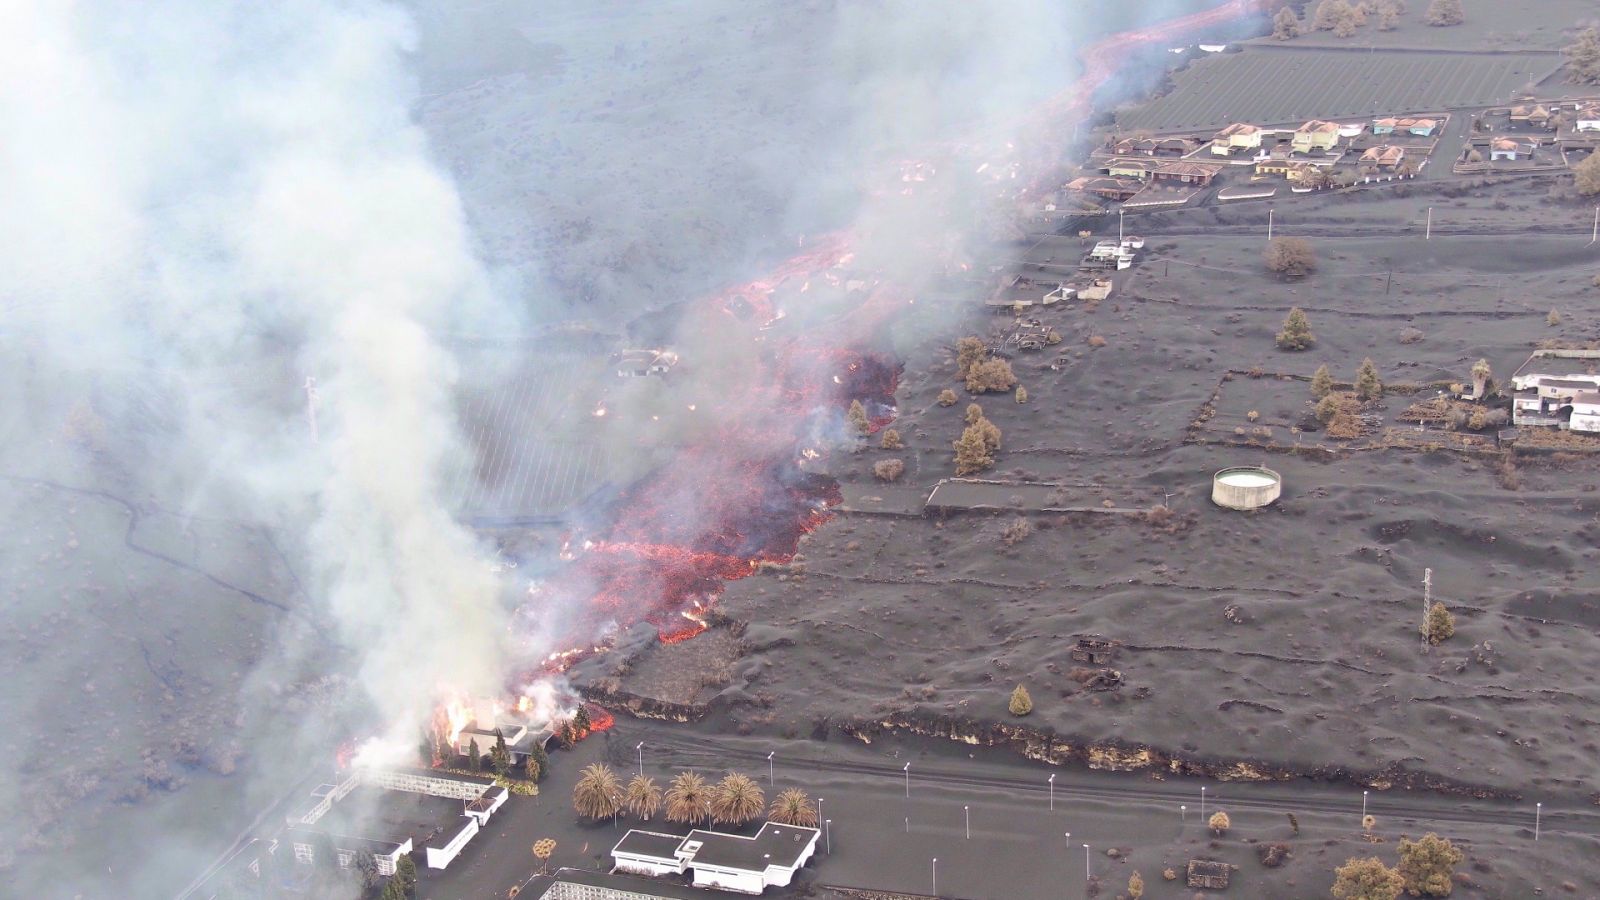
[1212,466,1282,510]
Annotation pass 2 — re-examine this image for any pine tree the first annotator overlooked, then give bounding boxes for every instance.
[1397,833,1463,897]
[1355,358,1382,400]
[1311,365,1334,399]
[381,877,408,900]
[1127,871,1145,899]
[396,854,418,894]
[468,738,481,772]
[847,399,870,435]
[955,336,988,378]
[1575,150,1600,196]
[966,403,984,426]
[1422,602,1456,645]
[573,705,592,737]
[1276,307,1316,350]
[953,425,994,476]
[526,742,549,782]
[1008,683,1033,716]
[880,428,903,449]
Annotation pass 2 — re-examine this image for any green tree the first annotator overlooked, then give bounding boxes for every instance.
[1355,358,1383,400]
[353,849,380,890]
[1008,683,1033,716]
[1311,365,1335,399]
[847,399,870,435]
[1397,833,1463,897]
[1425,0,1462,26]
[468,738,481,772]
[396,854,417,895]
[525,742,549,782]
[1423,602,1456,645]
[381,877,408,900]
[1332,856,1405,900]
[1565,27,1600,84]
[1277,307,1316,350]
[1272,7,1302,39]
[573,705,591,736]
[956,336,988,378]
[572,763,622,820]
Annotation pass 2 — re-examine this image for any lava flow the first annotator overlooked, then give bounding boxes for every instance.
[511,0,1264,672]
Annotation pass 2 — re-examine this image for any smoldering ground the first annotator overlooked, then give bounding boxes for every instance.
[0,0,1218,896]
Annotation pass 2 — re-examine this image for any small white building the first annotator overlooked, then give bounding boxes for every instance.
[612,822,820,895]
[1509,349,1600,430]
[1575,104,1600,132]
[615,349,679,378]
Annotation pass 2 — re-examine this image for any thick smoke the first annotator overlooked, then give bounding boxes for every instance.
[0,0,1222,894]
[1,0,514,894]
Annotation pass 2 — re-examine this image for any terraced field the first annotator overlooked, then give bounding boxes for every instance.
[1118,47,1561,132]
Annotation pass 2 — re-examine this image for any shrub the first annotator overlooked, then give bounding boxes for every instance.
[966,402,985,425]
[1363,814,1377,832]
[880,428,903,449]
[1316,394,1341,423]
[1276,307,1315,350]
[1247,409,1260,422]
[1332,856,1405,900]
[1258,842,1292,868]
[955,336,988,378]
[1425,0,1462,26]
[938,388,958,406]
[1209,811,1231,835]
[973,416,1002,451]
[1422,602,1456,645]
[1001,518,1033,546]
[1046,329,1062,345]
[1265,237,1316,277]
[1162,867,1178,881]
[1272,7,1302,39]
[873,459,906,482]
[967,358,1017,393]
[1087,334,1108,348]
[1355,358,1382,400]
[1398,327,1424,344]
[1397,833,1463,897]
[1127,871,1145,899]
[847,399,870,435]
[1008,683,1033,716]
[1547,309,1563,326]
[1327,412,1362,439]
[1311,365,1334,399]
[1015,386,1028,404]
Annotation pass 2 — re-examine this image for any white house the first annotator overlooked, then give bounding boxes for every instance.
[612,822,820,895]
[1510,349,1600,430]
[615,349,679,378]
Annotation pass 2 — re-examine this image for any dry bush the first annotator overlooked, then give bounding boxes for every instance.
[938,388,958,406]
[1258,842,1292,868]
[966,358,1017,393]
[1247,409,1260,422]
[880,428,903,449]
[873,459,905,482]
[1087,334,1108,348]
[1265,237,1316,277]
[955,336,988,378]
[1001,518,1033,546]
[1398,327,1424,344]
[1496,456,1521,490]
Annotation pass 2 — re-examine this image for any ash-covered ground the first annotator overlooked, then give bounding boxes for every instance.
[574,178,1600,889]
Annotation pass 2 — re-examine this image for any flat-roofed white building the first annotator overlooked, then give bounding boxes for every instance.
[611,821,820,895]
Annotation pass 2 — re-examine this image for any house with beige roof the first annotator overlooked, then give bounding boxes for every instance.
[1291,120,1341,154]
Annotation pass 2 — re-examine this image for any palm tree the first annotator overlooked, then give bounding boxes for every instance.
[710,772,765,826]
[664,771,711,825]
[768,788,817,827]
[572,763,621,820]
[625,774,662,820]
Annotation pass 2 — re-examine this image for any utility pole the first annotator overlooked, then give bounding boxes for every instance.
[1425,207,1432,240]
[1267,207,1274,242]
[1421,568,1433,653]
[1590,207,1597,245]
[304,376,319,444]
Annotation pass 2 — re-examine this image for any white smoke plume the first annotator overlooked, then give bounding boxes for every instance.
[1,0,515,893]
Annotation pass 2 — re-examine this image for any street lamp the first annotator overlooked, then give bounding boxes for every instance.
[932,857,938,897]
[1181,804,1186,824]
[825,818,832,854]
[964,805,970,840]
[767,751,775,787]
[1536,802,1542,841]
[817,797,824,825]
[1362,790,1368,823]
[1049,773,1055,811]
[1201,786,1207,820]
[904,762,911,798]
[635,742,644,779]
[1083,843,1091,885]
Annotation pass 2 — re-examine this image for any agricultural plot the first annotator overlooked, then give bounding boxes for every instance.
[1118,48,1561,133]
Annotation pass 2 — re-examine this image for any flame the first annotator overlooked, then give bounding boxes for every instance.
[443,697,472,748]
[593,403,607,417]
